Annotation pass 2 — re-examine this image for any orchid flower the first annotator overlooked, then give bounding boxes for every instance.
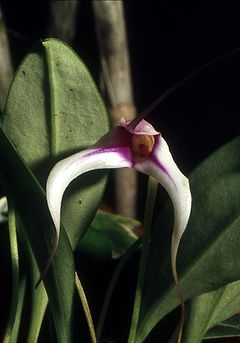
[45,117,191,294]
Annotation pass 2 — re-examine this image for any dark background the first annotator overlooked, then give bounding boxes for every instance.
[2,0,240,222]
[1,2,240,342]
[1,1,240,174]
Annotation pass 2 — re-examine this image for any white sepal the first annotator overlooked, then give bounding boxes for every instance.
[134,135,191,283]
[46,148,132,246]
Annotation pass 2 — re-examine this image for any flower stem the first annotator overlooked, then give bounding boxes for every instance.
[75,272,97,343]
[128,176,158,343]
[96,238,142,341]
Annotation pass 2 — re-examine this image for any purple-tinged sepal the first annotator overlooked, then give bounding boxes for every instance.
[134,134,191,284]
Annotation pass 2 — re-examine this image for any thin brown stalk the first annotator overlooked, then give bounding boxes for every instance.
[92,0,137,218]
[48,0,79,44]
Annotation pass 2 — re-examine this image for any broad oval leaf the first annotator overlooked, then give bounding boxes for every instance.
[2,38,110,248]
[1,39,110,342]
[136,135,240,342]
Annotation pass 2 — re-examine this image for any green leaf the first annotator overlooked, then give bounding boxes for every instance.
[0,124,75,343]
[27,268,48,343]
[2,195,48,343]
[3,196,23,343]
[205,315,240,339]
[2,38,109,249]
[78,210,139,260]
[182,280,240,343]
[3,276,27,343]
[136,135,240,342]
[20,223,48,343]
[1,39,110,342]
[128,177,158,343]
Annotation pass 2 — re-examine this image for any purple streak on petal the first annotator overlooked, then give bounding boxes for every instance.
[132,134,176,188]
[95,126,131,148]
[84,146,133,166]
[89,126,134,164]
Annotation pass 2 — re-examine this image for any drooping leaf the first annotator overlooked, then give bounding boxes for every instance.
[136,135,240,342]
[2,38,109,249]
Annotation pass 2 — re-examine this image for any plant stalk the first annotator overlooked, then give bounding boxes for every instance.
[128,177,158,342]
[92,0,137,218]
